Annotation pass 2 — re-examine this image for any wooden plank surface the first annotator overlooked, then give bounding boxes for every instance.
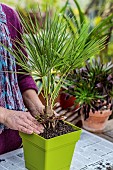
[55,102,113,143]
[95,119,113,143]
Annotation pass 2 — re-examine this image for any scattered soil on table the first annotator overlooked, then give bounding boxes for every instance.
[106,167,113,170]
[95,162,113,170]
[0,159,5,162]
[40,120,75,139]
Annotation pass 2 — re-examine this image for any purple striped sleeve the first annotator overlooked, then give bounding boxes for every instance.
[2,4,38,93]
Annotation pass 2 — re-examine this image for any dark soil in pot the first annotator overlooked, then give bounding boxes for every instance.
[40,120,75,139]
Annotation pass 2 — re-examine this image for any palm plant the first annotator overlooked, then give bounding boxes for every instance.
[2,9,107,130]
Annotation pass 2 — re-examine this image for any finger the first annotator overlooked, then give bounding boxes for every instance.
[18,121,34,131]
[31,119,44,130]
[20,112,39,125]
[22,112,44,129]
[33,129,41,134]
[22,119,44,133]
[26,112,44,130]
[18,125,33,134]
[35,121,44,132]
[25,112,39,122]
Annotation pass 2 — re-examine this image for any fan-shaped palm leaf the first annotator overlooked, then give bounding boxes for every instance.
[1,9,107,114]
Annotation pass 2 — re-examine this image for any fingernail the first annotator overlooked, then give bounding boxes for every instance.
[37,127,43,133]
[34,130,40,134]
[28,130,33,134]
[40,129,44,133]
[41,126,44,130]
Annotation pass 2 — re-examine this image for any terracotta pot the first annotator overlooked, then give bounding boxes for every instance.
[82,109,112,133]
[59,93,79,110]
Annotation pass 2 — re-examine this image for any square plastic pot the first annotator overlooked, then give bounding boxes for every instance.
[20,122,82,170]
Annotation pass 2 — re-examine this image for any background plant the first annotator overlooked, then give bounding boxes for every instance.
[2,6,107,129]
[85,0,113,61]
[63,0,113,64]
[66,57,113,119]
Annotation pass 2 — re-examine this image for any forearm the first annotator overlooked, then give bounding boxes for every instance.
[22,89,45,117]
[0,106,44,134]
[0,107,12,125]
[0,107,6,124]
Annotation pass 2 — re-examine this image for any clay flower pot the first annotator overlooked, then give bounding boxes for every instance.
[82,109,112,133]
[59,93,79,110]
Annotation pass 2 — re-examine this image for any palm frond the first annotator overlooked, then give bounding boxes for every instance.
[1,7,107,109]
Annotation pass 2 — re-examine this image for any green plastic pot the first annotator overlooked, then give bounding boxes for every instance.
[20,122,82,170]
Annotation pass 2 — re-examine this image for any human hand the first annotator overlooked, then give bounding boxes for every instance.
[30,104,45,118]
[22,89,45,117]
[2,109,44,134]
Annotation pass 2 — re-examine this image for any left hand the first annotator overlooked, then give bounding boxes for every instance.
[22,89,45,117]
[22,89,66,120]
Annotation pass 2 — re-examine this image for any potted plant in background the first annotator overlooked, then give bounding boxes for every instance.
[58,0,113,127]
[60,0,113,104]
[66,57,113,133]
[2,4,107,170]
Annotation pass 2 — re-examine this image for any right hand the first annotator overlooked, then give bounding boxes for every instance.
[1,108,44,134]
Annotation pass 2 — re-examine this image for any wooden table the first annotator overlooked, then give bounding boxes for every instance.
[96,119,113,143]
[55,102,113,143]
